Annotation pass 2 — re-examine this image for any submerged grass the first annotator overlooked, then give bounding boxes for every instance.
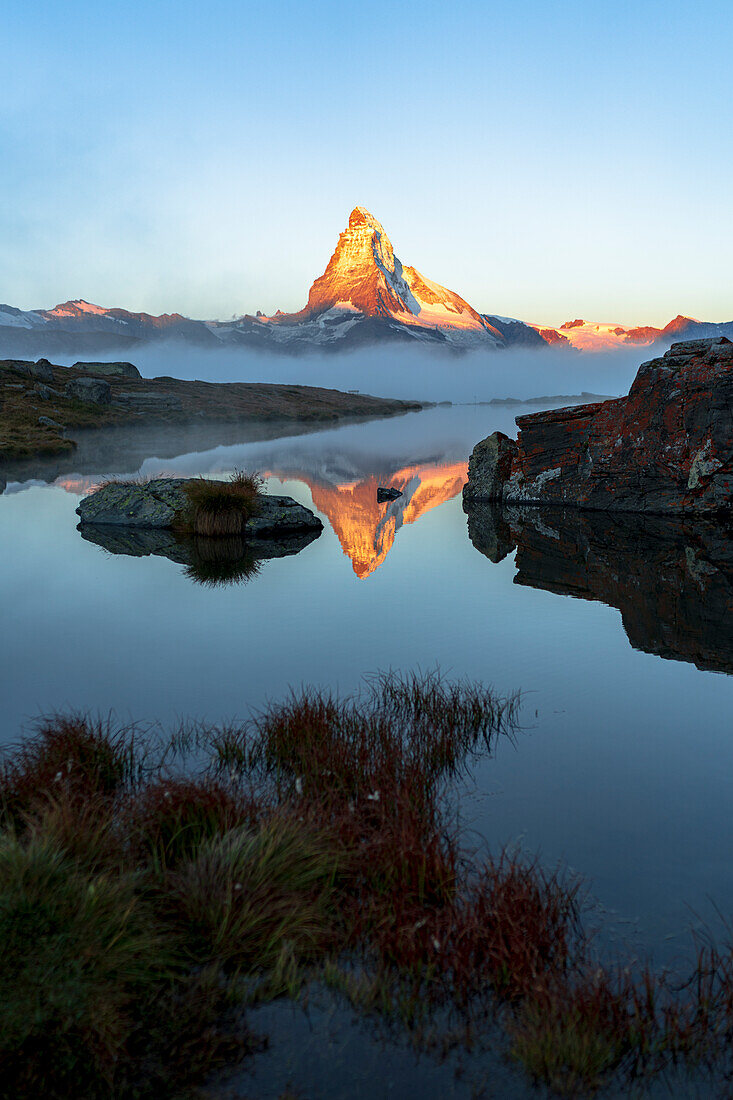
[2,675,733,1096]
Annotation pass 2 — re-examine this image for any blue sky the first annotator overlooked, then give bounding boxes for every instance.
[2,0,731,325]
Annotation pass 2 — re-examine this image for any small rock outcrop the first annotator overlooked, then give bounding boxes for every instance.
[377,486,402,503]
[65,377,112,406]
[0,358,54,382]
[72,360,141,379]
[76,478,323,539]
[463,338,732,515]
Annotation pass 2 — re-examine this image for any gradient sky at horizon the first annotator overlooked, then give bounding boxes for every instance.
[2,0,731,326]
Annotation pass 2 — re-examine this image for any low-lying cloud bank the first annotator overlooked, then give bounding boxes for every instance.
[47,342,646,405]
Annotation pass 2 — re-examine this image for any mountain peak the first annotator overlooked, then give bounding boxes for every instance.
[348,206,383,230]
[265,207,504,347]
[46,299,109,318]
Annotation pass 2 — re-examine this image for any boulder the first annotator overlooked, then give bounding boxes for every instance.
[0,358,53,382]
[32,359,55,382]
[463,431,518,503]
[463,338,732,515]
[34,382,63,401]
[76,478,324,539]
[38,416,66,429]
[65,377,112,406]
[72,360,141,379]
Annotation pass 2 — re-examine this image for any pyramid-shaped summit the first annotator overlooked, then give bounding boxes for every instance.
[264,206,513,348]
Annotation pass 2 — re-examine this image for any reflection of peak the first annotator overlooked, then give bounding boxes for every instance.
[275,461,467,578]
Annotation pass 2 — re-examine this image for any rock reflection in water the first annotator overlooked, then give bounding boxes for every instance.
[78,524,320,587]
[466,504,733,674]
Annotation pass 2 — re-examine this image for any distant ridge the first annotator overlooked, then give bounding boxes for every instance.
[1,210,731,357]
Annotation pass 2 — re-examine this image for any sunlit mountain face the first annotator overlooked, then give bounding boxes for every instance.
[530,315,733,351]
[264,461,468,577]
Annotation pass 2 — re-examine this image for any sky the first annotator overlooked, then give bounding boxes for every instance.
[2,0,732,327]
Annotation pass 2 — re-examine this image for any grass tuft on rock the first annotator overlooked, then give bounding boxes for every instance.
[181,469,264,537]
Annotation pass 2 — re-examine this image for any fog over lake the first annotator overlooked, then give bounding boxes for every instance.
[45,341,646,404]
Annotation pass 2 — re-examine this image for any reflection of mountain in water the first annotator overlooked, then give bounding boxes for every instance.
[53,453,468,578]
[265,462,467,577]
[466,504,733,674]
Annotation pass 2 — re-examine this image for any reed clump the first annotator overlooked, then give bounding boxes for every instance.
[180,469,263,537]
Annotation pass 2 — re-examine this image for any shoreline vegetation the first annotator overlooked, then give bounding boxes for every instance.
[2,673,733,1097]
[0,357,422,463]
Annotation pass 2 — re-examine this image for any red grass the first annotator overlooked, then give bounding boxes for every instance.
[6,683,733,1095]
[127,777,257,867]
[0,714,133,827]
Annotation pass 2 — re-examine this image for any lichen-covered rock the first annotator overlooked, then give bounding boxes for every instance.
[76,478,323,538]
[464,338,733,515]
[65,377,112,406]
[463,431,518,503]
[77,478,190,528]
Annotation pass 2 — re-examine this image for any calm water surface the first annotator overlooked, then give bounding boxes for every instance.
[1,403,731,1096]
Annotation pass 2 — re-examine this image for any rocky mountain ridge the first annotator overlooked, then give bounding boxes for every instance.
[2,208,731,357]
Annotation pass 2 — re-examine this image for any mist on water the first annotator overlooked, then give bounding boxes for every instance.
[49,342,647,405]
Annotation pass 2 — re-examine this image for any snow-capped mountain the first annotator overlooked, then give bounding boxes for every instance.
[0,300,217,357]
[531,315,733,352]
[212,207,546,351]
[1,208,730,358]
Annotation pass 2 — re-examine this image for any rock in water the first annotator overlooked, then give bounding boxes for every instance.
[377,486,403,502]
[76,478,324,538]
[65,377,112,405]
[463,338,733,514]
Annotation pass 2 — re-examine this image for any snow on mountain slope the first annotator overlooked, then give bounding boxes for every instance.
[3,213,729,358]
[254,207,508,349]
[529,319,655,352]
[531,315,733,352]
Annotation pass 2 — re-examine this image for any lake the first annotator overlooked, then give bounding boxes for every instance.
[1,402,731,1096]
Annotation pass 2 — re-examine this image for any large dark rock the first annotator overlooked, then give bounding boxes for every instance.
[464,431,517,503]
[465,503,733,674]
[65,377,112,406]
[464,338,733,515]
[76,478,323,539]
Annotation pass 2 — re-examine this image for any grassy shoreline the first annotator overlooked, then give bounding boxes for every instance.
[0,357,422,462]
[1,674,731,1097]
